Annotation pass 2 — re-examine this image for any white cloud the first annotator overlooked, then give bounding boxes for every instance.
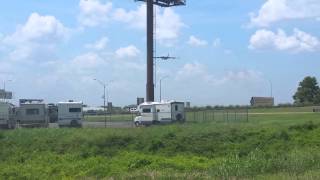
[78,0,112,27]
[4,13,69,44]
[115,45,140,59]
[156,8,184,43]
[112,5,146,29]
[72,52,105,70]
[249,28,320,52]
[2,13,70,62]
[213,38,221,47]
[176,62,262,86]
[250,0,320,27]
[187,36,208,47]
[85,36,109,50]
[113,5,184,44]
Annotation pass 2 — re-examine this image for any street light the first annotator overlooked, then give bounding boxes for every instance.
[94,78,108,128]
[2,79,12,101]
[159,76,169,102]
[268,79,273,98]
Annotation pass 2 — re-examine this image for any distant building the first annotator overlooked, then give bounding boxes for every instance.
[250,97,274,107]
[0,89,12,99]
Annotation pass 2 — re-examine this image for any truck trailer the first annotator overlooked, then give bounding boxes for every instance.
[134,101,185,126]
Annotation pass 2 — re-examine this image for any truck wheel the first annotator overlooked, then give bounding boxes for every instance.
[176,114,183,123]
[135,121,141,127]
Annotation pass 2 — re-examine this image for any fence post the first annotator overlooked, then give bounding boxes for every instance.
[227,110,229,122]
[212,110,215,121]
[247,107,249,122]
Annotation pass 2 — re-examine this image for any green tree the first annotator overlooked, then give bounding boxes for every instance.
[293,76,320,105]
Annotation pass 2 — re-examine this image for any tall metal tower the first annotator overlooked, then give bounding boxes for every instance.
[135,0,186,102]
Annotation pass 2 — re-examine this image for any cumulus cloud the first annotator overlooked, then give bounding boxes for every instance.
[78,0,112,27]
[112,5,146,29]
[72,52,105,70]
[187,36,208,47]
[113,5,184,45]
[2,13,70,61]
[115,45,140,59]
[176,62,262,86]
[85,36,109,50]
[4,13,69,44]
[250,0,320,27]
[249,28,320,52]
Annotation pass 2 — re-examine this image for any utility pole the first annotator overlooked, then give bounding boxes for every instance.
[268,80,273,97]
[134,0,186,102]
[3,80,12,101]
[94,79,107,128]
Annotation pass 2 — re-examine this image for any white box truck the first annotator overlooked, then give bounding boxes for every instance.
[0,102,15,129]
[134,101,185,126]
[57,101,83,127]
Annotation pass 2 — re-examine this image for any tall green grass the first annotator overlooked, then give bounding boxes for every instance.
[1,113,320,179]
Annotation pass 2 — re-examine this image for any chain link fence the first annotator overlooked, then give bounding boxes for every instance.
[186,108,249,123]
[83,108,249,128]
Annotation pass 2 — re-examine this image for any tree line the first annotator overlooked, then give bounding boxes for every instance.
[293,76,320,106]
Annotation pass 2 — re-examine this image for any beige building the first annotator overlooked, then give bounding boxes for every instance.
[250,97,274,107]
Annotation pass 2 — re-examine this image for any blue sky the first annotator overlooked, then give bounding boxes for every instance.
[0,0,320,106]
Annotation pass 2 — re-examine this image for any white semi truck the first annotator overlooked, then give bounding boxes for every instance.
[57,101,83,127]
[134,101,185,126]
[0,102,15,129]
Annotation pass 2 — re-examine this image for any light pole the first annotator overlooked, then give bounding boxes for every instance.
[3,80,12,101]
[94,79,107,128]
[268,79,273,98]
[159,76,169,102]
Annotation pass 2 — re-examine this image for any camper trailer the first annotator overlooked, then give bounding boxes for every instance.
[57,101,83,127]
[16,99,48,128]
[0,102,15,129]
[134,101,185,126]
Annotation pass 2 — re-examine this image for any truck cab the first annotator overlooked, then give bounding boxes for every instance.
[134,101,185,126]
[57,101,83,127]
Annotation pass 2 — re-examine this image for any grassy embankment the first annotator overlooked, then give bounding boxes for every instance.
[1,111,320,179]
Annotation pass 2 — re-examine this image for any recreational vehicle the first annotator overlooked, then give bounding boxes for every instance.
[57,101,83,127]
[16,99,48,128]
[0,102,15,129]
[134,101,185,126]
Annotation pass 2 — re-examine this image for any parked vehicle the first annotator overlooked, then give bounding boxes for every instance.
[134,101,185,126]
[48,103,58,123]
[57,101,83,127]
[16,99,48,128]
[0,102,16,129]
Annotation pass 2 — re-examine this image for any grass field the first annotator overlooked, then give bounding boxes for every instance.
[1,109,320,179]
